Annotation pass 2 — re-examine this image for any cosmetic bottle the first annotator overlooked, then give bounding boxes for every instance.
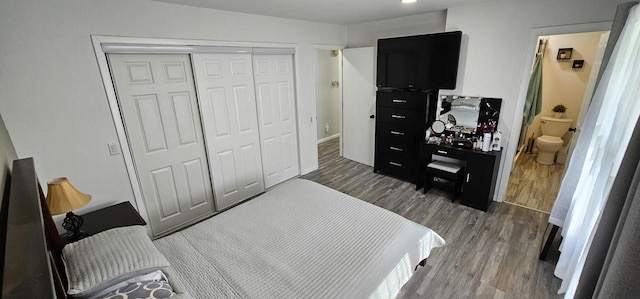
[492,131,502,151]
[482,132,491,152]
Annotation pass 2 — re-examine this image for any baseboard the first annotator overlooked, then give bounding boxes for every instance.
[317,133,340,144]
[513,144,526,169]
[503,201,550,214]
[301,164,318,175]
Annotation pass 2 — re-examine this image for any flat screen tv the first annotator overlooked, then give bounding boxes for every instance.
[377,31,462,90]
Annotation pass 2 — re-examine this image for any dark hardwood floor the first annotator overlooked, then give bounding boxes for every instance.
[301,138,562,298]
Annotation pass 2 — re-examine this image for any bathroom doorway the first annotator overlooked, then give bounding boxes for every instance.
[504,30,609,213]
[312,47,343,163]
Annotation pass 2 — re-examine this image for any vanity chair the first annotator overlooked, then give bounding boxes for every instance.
[424,160,465,202]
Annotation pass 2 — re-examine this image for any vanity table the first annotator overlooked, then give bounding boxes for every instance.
[417,143,502,211]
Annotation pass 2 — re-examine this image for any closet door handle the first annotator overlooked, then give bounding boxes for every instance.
[391,114,406,119]
[466,173,470,182]
[389,162,403,167]
[437,150,448,155]
[392,99,407,103]
[389,146,403,152]
[390,131,405,136]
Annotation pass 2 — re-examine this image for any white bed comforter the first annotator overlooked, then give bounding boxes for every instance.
[154,179,444,299]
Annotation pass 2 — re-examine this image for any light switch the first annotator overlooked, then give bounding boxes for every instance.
[108,142,121,156]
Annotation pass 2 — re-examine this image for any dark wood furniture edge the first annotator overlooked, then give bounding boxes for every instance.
[414,258,428,271]
[60,201,146,244]
[539,223,560,260]
[2,158,67,298]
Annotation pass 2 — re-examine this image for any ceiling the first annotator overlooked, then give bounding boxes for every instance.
[153,0,489,25]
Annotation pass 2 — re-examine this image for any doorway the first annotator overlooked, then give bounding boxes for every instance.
[504,30,609,212]
[313,48,343,161]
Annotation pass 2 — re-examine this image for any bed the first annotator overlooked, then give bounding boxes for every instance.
[1,158,445,298]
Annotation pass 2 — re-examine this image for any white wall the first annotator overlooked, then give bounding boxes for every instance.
[526,32,605,145]
[314,49,341,140]
[0,0,346,222]
[445,0,627,201]
[347,11,447,47]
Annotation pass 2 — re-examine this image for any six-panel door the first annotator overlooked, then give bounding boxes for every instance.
[192,53,266,210]
[108,54,215,235]
[252,54,300,188]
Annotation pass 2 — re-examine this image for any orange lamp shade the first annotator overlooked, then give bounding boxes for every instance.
[45,177,91,215]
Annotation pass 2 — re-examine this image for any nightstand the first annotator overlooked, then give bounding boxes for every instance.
[60,201,146,244]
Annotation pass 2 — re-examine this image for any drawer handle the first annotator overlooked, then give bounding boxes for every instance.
[391,114,406,119]
[437,150,448,155]
[390,130,405,136]
[466,173,470,182]
[392,99,407,103]
[389,161,403,167]
[390,146,404,152]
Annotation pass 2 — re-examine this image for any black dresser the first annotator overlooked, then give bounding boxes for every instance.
[374,90,436,183]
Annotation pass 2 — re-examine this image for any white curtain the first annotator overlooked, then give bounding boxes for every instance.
[551,4,640,297]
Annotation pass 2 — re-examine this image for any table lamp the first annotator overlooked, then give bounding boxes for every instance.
[45,177,92,241]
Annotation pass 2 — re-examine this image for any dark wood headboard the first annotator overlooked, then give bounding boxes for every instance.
[1,158,66,298]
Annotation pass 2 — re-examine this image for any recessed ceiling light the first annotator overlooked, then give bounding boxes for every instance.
[402,0,417,3]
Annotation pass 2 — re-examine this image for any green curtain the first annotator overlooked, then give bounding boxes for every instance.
[523,53,543,125]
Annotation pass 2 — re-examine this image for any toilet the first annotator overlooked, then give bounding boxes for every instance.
[535,116,573,165]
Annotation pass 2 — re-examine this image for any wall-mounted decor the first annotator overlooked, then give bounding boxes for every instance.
[557,48,573,60]
[573,60,584,69]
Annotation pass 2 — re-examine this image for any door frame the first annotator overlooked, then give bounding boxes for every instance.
[311,44,346,160]
[496,21,612,203]
[91,35,300,227]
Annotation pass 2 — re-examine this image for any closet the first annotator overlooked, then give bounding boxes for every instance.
[107,47,299,236]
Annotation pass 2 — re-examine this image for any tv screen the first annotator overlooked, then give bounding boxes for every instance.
[377,31,462,90]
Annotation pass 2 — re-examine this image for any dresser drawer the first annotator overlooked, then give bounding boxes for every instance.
[375,153,417,181]
[376,131,417,156]
[376,122,416,144]
[377,92,427,110]
[377,107,419,126]
[377,141,416,157]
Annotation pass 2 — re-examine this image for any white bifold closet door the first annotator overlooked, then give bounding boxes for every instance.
[192,53,265,210]
[108,54,215,235]
[252,55,300,188]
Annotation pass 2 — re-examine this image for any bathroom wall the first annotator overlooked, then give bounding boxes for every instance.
[314,49,341,141]
[526,31,607,144]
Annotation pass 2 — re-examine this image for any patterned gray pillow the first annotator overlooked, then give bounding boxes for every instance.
[102,280,174,299]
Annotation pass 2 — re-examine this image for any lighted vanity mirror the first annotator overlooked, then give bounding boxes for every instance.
[436,95,502,135]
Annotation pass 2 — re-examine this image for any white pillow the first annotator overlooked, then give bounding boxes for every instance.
[62,226,170,298]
